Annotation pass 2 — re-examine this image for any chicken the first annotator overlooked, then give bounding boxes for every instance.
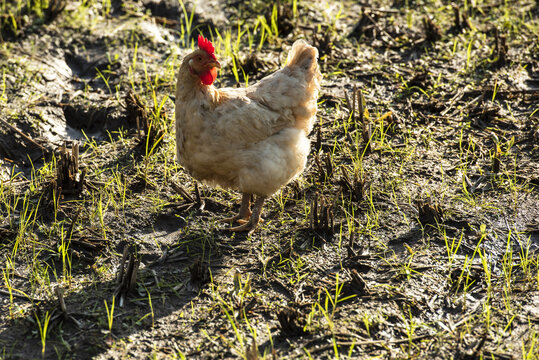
[175,35,321,233]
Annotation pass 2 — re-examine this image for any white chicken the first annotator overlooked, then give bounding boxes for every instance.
[175,36,321,233]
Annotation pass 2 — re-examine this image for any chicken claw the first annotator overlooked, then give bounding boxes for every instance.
[236,218,264,225]
[219,214,249,224]
[229,219,261,234]
[228,196,266,234]
[218,193,252,223]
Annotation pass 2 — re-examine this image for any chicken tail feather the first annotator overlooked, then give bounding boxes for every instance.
[286,40,321,134]
[286,40,319,79]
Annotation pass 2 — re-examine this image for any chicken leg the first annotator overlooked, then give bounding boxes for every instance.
[229,195,267,234]
[219,193,252,224]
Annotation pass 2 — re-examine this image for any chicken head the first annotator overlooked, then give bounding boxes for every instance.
[186,36,221,85]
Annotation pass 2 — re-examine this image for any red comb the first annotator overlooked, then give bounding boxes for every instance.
[198,35,216,60]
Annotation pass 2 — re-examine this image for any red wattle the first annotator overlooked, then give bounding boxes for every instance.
[200,68,218,85]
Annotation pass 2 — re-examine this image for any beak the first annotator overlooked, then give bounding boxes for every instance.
[206,59,221,69]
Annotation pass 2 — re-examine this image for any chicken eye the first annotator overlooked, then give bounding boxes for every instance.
[197,56,202,61]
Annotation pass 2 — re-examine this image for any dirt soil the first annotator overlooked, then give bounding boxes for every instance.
[0,0,538,359]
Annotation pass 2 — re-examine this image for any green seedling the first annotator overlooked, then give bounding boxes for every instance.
[523,327,538,360]
[444,229,464,266]
[402,306,419,355]
[0,69,6,103]
[104,296,115,334]
[35,310,52,358]
[178,0,196,47]
[2,267,14,318]
[57,225,72,284]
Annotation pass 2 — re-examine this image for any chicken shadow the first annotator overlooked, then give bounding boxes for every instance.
[0,205,265,359]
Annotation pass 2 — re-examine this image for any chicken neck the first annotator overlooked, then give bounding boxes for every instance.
[175,62,206,101]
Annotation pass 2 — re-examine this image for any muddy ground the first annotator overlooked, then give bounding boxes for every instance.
[0,0,538,359]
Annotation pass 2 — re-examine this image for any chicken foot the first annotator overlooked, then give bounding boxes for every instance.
[219,193,252,224]
[229,195,267,234]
